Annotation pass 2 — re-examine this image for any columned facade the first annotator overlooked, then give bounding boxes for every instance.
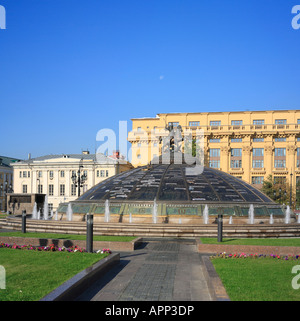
[128,110,300,191]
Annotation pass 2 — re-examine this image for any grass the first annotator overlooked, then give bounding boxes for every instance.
[200,237,300,247]
[211,256,300,301]
[0,231,136,242]
[0,248,108,301]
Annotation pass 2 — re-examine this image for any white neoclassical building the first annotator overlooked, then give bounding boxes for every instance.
[11,151,132,211]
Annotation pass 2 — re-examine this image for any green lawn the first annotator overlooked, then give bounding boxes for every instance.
[200,237,300,247]
[0,248,108,301]
[0,231,136,242]
[211,256,300,301]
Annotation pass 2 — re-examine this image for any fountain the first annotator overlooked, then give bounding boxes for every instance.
[43,195,49,220]
[269,214,274,224]
[105,199,110,222]
[32,202,38,219]
[50,209,54,219]
[298,214,300,224]
[66,203,73,221]
[285,205,291,224]
[37,209,41,220]
[248,204,254,224]
[229,216,233,224]
[203,205,209,224]
[153,198,158,224]
[178,218,182,224]
[55,210,58,221]
[129,213,132,223]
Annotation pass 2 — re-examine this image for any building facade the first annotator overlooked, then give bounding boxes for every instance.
[128,110,300,190]
[11,151,132,212]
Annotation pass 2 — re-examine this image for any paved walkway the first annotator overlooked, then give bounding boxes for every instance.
[76,238,212,301]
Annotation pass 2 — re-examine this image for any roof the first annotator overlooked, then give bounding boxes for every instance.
[77,163,276,205]
[0,156,21,167]
[12,153,128,165]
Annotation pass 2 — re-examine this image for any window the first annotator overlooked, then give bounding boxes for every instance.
[106,170,109,177]
[49,171,54,178]
[298,119,300,125]
[274,137,286,142]
[275,119,287,125]
[100,170,105,177]
[209,149,220,157]
[231,120,243,126]
[83,184,88,193]
[231,160,242,168]
[209,139,220,143]
[38,184,43,194]
[274,176,286,185]
[231,138,242,143]
[253,120,265,125]
[60,184,65,196]
[231,148,242,157]
[253,148,264,157]
[38,171,42,178]
[48,203,53,212]
[168,122,179,127]
[274,160,286,168]
[22,185,27,193]
[252,160,264,168]
[137,127,142,132]
[19,171,22,178]
[252,176,264,185]
[49,184,54,196]
[60,171,65,178]
[253,138,264,142]
[209,160,220,168]
[23,171,27,178]
[189,121,200,127]
[28,171,30,178]
[274,148,286,156]
[71,184,76,196]
[210,121,221,126]
[137,154,141,159]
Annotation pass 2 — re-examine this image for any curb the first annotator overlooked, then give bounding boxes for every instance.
[200,254,230,301]
[40,253,120,301]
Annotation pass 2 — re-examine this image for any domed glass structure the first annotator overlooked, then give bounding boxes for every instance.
[58,160,283,222]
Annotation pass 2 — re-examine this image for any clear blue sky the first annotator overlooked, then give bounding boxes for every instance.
[0,0,299,160]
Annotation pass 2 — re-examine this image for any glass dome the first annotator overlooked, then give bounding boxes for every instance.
[58,161,283,219]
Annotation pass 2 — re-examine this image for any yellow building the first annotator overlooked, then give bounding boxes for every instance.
[11,151,132,212]
[128,110,300,190]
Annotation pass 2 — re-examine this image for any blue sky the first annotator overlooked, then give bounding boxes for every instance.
[0,0,299,160]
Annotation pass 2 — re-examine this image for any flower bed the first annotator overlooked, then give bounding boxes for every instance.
[211,251,300,260]
[0,242,111,254]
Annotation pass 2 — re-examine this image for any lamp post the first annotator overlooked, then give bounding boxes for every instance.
[71,163,87,197]
[0,181,13,213]
[290,171,293,208]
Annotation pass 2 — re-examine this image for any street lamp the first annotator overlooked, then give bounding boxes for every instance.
[71,164,87,197]
[0,181,13,212]
[290,171,293,208]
